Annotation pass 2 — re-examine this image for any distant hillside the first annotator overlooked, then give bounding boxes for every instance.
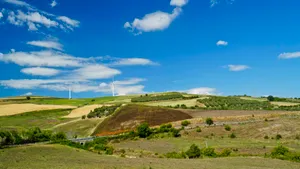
[92,104,192,136]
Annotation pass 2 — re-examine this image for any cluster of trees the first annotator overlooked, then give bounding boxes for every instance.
[87,105,121,118]
[269,145,300,162]
[164,144,232,159]
[131,93,184,102]
[197,96,273,110]
[0,127,66,147]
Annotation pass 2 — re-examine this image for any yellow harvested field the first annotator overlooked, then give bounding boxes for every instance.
[271,101,300,106]
[145,98,202,107]
[64,104,103,118]
[0,104,76,116]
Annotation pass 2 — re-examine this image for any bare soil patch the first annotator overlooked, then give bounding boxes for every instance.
[0,104,76,116]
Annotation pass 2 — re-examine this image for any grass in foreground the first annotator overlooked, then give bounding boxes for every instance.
[0,109,75,130]
[1,144,299,169]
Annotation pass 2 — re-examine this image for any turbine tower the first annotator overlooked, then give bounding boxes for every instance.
[69,86,72,99]
[111,77,115,97]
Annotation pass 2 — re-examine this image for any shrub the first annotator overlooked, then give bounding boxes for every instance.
[159,124,172,133]
[82,115,86,119]
[264,135,269,139]
[224,125,231,131]
[276,134,282,140]
[165,151,186,159]
[170,128,181,137]
[185,144,201,159]
[271,145,289,157]
[218,148,232,157]
[180,104,187,109]
[26,96,31,100]
[196,127,202,133]
[202,148,217,157]
[206,118,214,126]
[229,133,236,138]
[137,123,152,138]
[51,132,67,142]
[181,120,191,127]
[105,146,114,155]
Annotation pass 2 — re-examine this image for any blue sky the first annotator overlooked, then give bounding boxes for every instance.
[1,0,300,98]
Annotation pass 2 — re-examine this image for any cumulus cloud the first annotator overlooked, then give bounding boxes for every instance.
[278,52,300,59]
[226,65,250,72]
[57,16,80,28]
[0,79,78,89]
[216,40,228,46]
[0,50,86,67]
[21,67,60,76]
[170,0,189,7]
[72,65,121,80]
[112,58,158,66]
[0,12,3,19]
[22,92,33,96]
[124,7,182,34]
[185,87,218,95]
[7,10,58,30]
[50,0,57,8]
[4,0,79,31]
[27,40,63,51]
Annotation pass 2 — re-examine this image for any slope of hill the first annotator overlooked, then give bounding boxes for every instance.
[92,104,192,136]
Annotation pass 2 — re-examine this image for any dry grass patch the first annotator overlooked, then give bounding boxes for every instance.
[0,104,76,116]
[64,104,104,118]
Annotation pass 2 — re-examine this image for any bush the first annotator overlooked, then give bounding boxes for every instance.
[181,120,191,127]
[137,123,152,138]
[159,124,173,133]
[51,132,67,142]
[202,148,217,157]
[271,145,289,157]
[229,133,236,138]
[264,135,269,139]
[87,105,120,118]
[224,125,231,131]
[105,146,114,155]
[186,144,201,159]
[276,134,282,140]
[82,115,86,119]
[267,95,275,101]
[170,128,181,137]
[26,96,31,100]
[206,118,214,126]
[165,151,186,159]
[218,148,232,157]
[196,127,202,132]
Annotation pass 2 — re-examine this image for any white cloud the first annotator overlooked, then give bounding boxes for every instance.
[114,78,146,85]
[0,12,3,19]
[278,52,300,59]
[21,67,60,76]
[124,7,182,34]
[216,40,228,46]
[72,65,121,80]
[210,0,219,7]
[27,40,63,51]
[115,85,144,96]
[22,92,33,96]
[0,79,77,89]
[112,58,158,66]
[10,49,15,53]
[210,0,235,7]
[185,87,217,95]
[50,0,57,8]
[57,16,80,28]
[0,50,85,67]
[4,0,32,8]
[4,0,79,31]
[226,65,250,72]
[170,0,189,7]
[7,10,58,30]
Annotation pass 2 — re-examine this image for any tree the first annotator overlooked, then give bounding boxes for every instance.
[137,123,152,138]
[26,96,31,100]
[186,144,201,158]
[181,120,191,127]
[82,115,86,119]
[267,95,275,101]
[206,118,214,126]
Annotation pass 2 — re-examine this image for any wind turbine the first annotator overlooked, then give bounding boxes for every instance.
[68,86,72,100]
[111,77,115,97]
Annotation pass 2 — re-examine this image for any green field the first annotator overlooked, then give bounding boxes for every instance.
[53,118,103,137]
[0,109,75,130]
[1,144,299,169]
